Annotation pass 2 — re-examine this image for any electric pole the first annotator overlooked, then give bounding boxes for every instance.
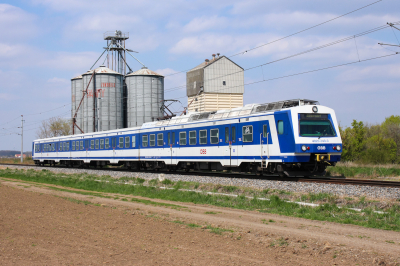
[21,115,24,163]
[378,22,400,48]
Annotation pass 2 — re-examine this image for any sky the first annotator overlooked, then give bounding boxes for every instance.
[0,0,399,151]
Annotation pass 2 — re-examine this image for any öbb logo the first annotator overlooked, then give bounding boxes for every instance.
[200,149,207,155]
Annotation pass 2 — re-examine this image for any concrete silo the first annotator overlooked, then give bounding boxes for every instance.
[71,74,83,135]
[81,65,124,133]
[125,67,164,127]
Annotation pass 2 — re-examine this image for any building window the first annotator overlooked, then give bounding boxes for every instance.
[119,137,124,148]
[199,130,207,144]
[193,81,196,89]
[142,135,148,147]
[210,129,219,144]
[179,132,186,145]
[125,136,130,148]
[157,133,163,146]
[132,136,136,148]
[105,138,109,149]
[277,121,284,135]
[100,139,104,149]
[189,131,196,145]
[95,139,99,149]
[243,126,253,142]
[222,81,226,86]
[263,124,268,138]
[91,140,94,149]
[150,134,155,146]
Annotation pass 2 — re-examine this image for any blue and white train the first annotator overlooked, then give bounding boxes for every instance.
[32,99,342,177]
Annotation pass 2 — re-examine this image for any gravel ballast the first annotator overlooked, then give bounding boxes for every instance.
[2,165,400,200]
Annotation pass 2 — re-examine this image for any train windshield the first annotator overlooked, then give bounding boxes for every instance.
[300,120,335,137]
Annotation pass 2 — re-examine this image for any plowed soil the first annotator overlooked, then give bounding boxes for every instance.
[1,178,399,265]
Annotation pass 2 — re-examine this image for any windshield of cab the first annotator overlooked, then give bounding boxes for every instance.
[299,114,336,137]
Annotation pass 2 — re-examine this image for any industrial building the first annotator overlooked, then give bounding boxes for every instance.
[186,54,244,113]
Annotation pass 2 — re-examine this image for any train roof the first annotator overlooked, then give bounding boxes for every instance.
[34,99,319,142]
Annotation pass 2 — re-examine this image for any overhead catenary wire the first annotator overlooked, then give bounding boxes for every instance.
[161,0,385,78]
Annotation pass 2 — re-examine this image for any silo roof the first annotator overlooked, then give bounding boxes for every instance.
[71,74,83,80]
[82,65,123,76]
[126,67,163,77]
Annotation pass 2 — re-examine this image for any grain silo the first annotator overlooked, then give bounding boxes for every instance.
[71,75,83,135]
[125,67,164,127]
[81,65,124,133]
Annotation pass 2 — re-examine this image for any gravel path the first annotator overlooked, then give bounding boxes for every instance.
[3,165,400,200]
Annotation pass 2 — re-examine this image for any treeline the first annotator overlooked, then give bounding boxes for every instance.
[340,115,400,164]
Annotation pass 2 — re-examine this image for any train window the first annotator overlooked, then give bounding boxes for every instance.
[277,121,284,135]
[299,120,335,137]
[232,127,236,143]
[263,124,268,138]
[168,132,171,145]
[91,140,94,150]
[100,139,104,149]
[150,134,155,147]
[199,130,207,145]
[210,129,219,144]
[119,137,124,148]
[53,144,55,151]
[72,141,75,151]
[95,139,99,149]
[125,136,130,148]
[225,127,229,143]
[172,132,175,145]
[59,143,62,151]
[111,138,116,148]
[142,135,148,147]
[157,133,163,146]
[105,138,109,149]
[64,142,67,151]
[179,132,186,145]
[132,136,136,148]
[80,141,83,150]
[189,131,196,145]
[243,125,253,142]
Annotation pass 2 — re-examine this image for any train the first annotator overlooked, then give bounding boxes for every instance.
[32,99,342,177]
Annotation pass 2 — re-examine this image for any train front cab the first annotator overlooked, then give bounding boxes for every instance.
[277,105,342,176]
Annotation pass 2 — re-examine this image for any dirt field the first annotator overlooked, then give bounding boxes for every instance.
[1,179,399,265]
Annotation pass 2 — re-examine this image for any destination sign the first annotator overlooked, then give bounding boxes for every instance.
[300,113,329,120]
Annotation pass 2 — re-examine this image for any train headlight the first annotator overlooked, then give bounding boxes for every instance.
[301,145,307,151]
[312,106,318,113]
[336,145,341,151]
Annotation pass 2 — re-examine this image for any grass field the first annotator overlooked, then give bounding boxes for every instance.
[0,157,34,165]
[327,162,400,180]
[1,167,400,232]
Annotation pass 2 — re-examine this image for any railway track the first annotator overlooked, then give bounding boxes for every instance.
[1,163,400,188]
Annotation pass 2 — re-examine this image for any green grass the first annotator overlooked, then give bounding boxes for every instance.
[130,197,186,209]
[2,168,400,232]
[326,165,400,178]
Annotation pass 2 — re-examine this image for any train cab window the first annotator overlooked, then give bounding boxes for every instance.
[95,139,99,149]
[100,139,104,149]
[132,136,136,148]
[225,127,229,143]
[150,134,155,147]
[168,132,171,145]
[277,121,284,135]
[90,140,94,150]
[179,132,186,145]
[232,127,236,143]
[263,124,268,138]
[142,135,148,147]
[199,130,207,144]
[80,141,83,150]
[210,129,219,144]
[125,136,130,148]
[105,138,109,149]
[119,137,124,148]
[157,133,163,146]
[72,141,75,151]
[243,125,253,142]
[189,131,196,145]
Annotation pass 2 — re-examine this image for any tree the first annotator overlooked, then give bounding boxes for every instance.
[381,115,400,162]
[363,134,397,164]
[36,117,71,139]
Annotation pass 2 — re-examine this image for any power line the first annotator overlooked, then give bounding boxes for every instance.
[161,0,384,78]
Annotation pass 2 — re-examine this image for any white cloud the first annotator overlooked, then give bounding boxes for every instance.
[0,4,38,40]
[47,77,69,83]
[183,16,228,32]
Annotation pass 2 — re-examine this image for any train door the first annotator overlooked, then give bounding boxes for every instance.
[224,125,238,167]
[112,137,117,163]
[85,140,89,162]
[169,131,177,165]
[261,122,271,161]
